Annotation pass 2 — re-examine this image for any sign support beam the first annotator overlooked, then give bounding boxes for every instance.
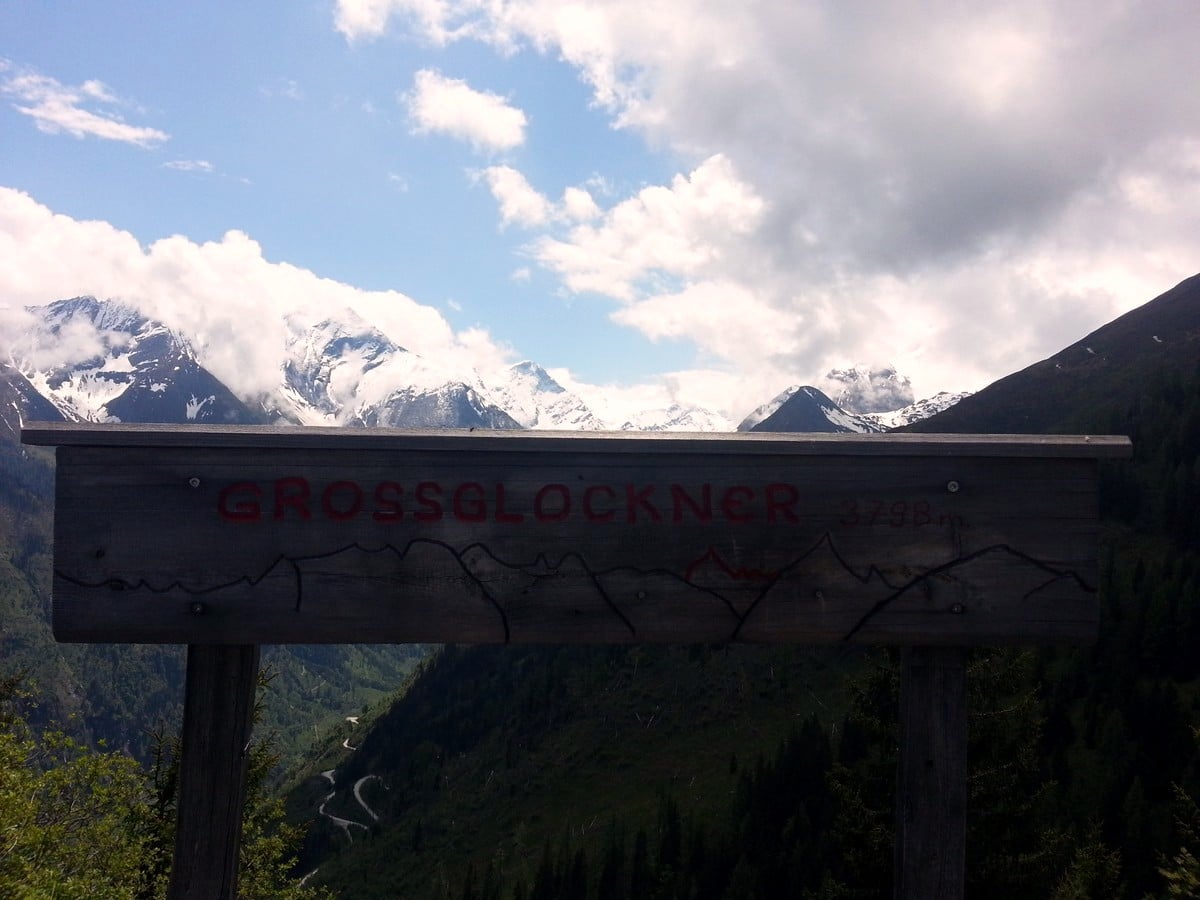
[895,646,968,899]
[167,644,260,900]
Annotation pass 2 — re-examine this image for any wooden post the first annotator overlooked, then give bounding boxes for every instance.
[895,646,967,900]
[168,644,261,900]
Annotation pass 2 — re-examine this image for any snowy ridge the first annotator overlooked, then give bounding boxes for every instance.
[484,361,606,430]
[7,297,963,433]
[822,364,913,414]
[11,297,258,426]
[618,403,734,433]
[862,391,972,429]
[738,385,884,433]
[738,386,803,431]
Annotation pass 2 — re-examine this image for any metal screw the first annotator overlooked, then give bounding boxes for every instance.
[950,603,965,614]
[190,602,206,615]
[188,476,201,489]
[636,591,647,600]
[946,480,960,493]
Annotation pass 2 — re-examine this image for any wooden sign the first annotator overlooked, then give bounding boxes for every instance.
[23,424,1130,645]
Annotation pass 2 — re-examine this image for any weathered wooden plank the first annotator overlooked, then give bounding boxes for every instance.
[895,646,967,900]
[22,422,1133,458]
[168,644,260,900]
[43,435,1118,644]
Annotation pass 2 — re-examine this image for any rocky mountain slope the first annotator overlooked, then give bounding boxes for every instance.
[907,273,1200,435]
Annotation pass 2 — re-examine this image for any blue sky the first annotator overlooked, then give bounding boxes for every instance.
[2,1,1198,420]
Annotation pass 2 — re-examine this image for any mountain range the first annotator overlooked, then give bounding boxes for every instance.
[2,295,963,437]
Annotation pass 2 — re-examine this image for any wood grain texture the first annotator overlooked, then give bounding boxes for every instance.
[22,422,1133,457]
[167,645,260,900]
[894,646,967,900]
[45,435,1116,644]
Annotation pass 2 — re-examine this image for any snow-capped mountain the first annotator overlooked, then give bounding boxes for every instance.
[822,364,914,414]
[9,297,259,426]
[483,361,606,430]
[861,391,973,430]
[274,313,401,423]
[738,385,886,433]
[269,312,521,429]
[5,296,962,435]
[0,361,63,439]
[618,404,734,433]
[738,385,805,431]
[7,298,725,432]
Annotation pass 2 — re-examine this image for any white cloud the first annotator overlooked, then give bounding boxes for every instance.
[1,61,168,147]
[480,166,603,228]
[480,165,554,226]
[335,0,469,43]
[352,1,1200,400]
[532,154,764,302]
[162,159,215,174]
[612,280,794,361]
[259,78,304,101]
[561,186,600,222]
[403,69,526,152]
[0,188,512,400]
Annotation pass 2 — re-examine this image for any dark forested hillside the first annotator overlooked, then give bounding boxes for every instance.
[907,272,1200,436]
[289,644,861,897]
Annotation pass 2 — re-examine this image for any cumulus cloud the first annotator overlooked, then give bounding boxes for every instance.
[532,154,765,301]
[340,0,1200,400]
[1,60,168,147]
[480,166,604,228]
[162,159,215,173]
[0,188,512,400]
[334,0,473,43]
[403,69,526,152]
[259,78,304,101]
[481,165,555,226]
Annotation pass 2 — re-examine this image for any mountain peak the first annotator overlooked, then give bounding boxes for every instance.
[743,385,884,434]
[507,360,566,395]
[822,364,914,414]
[17,298,259,426]
[44,295,148,336]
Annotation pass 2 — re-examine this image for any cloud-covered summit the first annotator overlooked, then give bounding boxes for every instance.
[822,366,913,415]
